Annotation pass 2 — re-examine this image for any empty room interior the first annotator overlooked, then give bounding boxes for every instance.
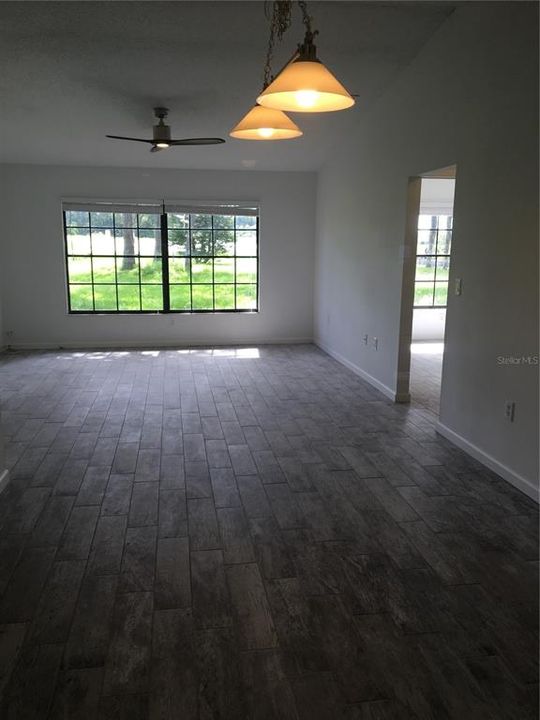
[0,2,538,718]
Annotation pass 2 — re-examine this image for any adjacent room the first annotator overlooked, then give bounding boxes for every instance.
[0,2,538,718]
[410,173,456,416]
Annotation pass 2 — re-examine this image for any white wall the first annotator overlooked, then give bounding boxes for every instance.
[0,271,5,489]
[0,165,316,347]
[412,308,445,343]
[314,3,538,495]
[0,275,3,349]
[0,232,6,487]
[0,169,4,349]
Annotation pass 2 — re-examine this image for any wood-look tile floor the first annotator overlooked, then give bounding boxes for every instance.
[410,343,444,417]
[0,345,537,719]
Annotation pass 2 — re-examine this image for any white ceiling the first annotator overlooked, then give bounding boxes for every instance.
[0,1,454,171]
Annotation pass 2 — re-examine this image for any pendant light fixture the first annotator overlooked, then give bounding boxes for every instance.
[257,2,355,113]
[230,1,354,141]
[230,1,302,141]
[230,104,302,140]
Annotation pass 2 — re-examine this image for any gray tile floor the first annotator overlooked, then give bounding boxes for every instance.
[410,343,444,417]
[0,345,537,719]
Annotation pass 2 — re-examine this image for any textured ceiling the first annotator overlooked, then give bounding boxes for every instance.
[0,1,454,171]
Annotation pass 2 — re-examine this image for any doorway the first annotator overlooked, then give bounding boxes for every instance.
[396,165,456,416]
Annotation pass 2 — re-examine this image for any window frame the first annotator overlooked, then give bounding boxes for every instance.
[413,214,452,309]
[63,206,259,315]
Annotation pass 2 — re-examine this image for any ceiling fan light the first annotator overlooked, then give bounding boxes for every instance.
[229,104,302,140]
[156,142,170,148]
[257,60,355,113]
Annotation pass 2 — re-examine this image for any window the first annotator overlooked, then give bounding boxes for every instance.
[414,214,452,308]
[63,203,259,313]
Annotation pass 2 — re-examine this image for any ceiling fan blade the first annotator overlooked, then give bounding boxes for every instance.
[169,138,226,146]
[106,135,154,143]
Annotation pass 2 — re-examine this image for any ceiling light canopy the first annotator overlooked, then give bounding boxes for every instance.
[230,104,302,140]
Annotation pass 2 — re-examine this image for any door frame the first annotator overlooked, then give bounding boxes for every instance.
[396,177,422,402]
[396,165,457,404]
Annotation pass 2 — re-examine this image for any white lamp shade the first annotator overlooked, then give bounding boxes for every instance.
[230,104,302,140]
[257,60,355,112]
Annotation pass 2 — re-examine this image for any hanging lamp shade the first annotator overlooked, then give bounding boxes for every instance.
[229,104,302,140]
[257,59,355,113]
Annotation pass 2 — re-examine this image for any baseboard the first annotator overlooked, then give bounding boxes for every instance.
[435,420,539,502]
[8,337,314,351]
[0,469,10,495]
[315,338,396,402]
[395,391,411,403]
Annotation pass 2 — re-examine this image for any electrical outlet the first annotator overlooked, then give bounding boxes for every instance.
[372,337,378,351]
[504,401,515,422]
[363,334,369,345]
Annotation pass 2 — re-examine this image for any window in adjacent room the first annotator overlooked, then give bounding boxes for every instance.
[413,214,452,307]
[63,202,259,313]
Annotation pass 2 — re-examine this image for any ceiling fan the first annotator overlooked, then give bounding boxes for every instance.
[106,107,225,152]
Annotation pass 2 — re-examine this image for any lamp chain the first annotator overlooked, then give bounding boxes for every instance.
[263,1,292,88]
[298,0,313,35]
[262,0,317,88]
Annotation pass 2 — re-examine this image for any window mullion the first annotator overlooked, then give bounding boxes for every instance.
[63,211,72,312]
[90,214,96,312]
[189,215,193,311]
[113,213,119,311]
[137,214,142,310]
[161,213,170,313]
[234,215,237,311]
[256,215,259,311]
[211,214,215,311]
